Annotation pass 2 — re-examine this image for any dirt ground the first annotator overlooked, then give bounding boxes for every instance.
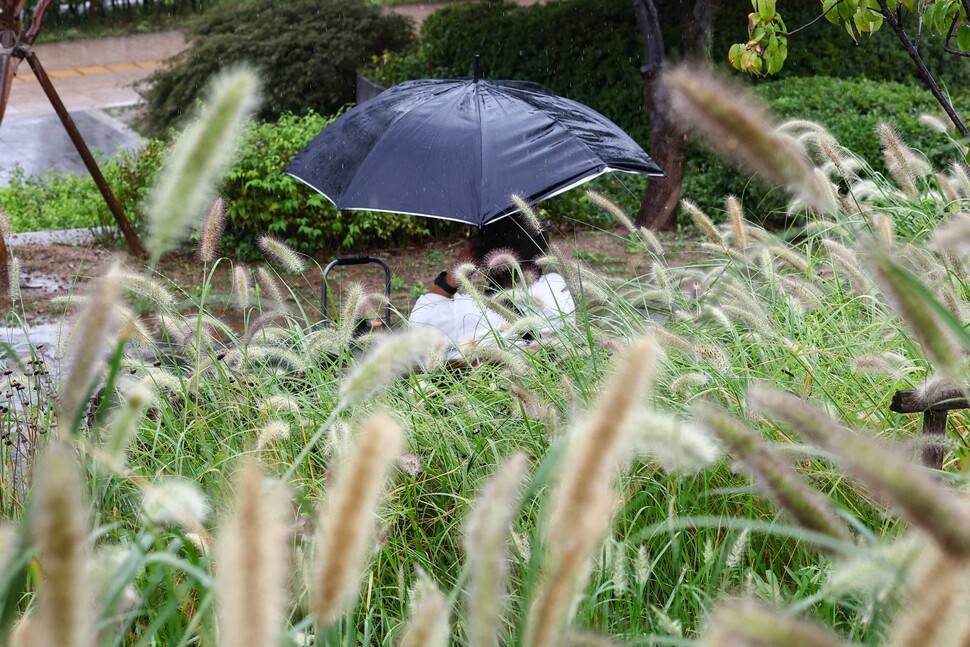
[11,226,674,326]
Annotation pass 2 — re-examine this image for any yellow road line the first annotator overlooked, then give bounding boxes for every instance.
[11,60,163,83]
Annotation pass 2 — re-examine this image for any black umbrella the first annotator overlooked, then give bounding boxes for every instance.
[285,77,664,227]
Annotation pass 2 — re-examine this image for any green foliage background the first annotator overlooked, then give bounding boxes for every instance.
[3,77,965,250]
[137,0,414,138]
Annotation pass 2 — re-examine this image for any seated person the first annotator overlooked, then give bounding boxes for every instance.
[409,214,575,357]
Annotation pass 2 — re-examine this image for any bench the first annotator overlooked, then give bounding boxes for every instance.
[890,385,969,469]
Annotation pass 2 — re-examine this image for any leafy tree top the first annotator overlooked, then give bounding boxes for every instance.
[729,0,968,77]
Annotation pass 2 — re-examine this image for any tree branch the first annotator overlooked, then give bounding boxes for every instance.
[633,0,664,77]
[786,0,844,37]
[23,0,52,46]
[876,0,970,138]
[944,14,970,57]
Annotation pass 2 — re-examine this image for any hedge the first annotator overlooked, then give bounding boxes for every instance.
[368,0,970,149]
[680,76,968,220]
[2,77,964,252]
[138,0,414,138]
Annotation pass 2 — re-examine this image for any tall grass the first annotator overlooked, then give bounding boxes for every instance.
[1,65,970,646]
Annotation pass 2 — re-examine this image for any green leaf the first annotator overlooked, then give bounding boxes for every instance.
[958,24,970,51]
[837,0,860,23]
[823,0,841,24]
[729,43,747,70]
[758,0,776,22]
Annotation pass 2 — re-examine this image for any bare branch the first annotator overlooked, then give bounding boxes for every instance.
[786,0,844,37]
[875,0,970,138]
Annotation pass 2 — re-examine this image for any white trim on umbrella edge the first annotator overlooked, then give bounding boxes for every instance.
[284,166,657,227]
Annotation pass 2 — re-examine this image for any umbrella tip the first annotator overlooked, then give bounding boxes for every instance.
[473,55,481,81]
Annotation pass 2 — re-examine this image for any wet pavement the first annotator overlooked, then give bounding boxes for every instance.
[4,31,187,118]
[0,109,141,183]
[0,30,185,185]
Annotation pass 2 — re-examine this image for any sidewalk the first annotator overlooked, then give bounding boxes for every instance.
[4,0,546,117]
[5,30,187,117]
[0,1,546,180]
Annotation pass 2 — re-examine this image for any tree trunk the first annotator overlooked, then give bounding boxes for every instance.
[634,0,720,229]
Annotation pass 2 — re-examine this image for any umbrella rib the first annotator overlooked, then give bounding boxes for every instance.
[502,83,662,176]
[476,80,485,225]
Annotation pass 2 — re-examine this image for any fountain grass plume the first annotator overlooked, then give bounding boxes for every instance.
[312,411,403,624]
[920,113,951,134]
[511,194,544,235]
[32,442,93,647]
[693,401,850,543]
[146,67,260,263]
[59,262,122,430]
[777,274,824,308]
[823,534,924,599]
[750,385,970,558]
[216,458,291,647]
[339,328,444,404]
[0,209,11,238]
[867,211,895,251]
[682,200,723,246]
[141,478,210,533]
[586,190,636,234]
[628,227,663,255]
[937,172,960,202]
[256,267,286,310]
[669,372,709,397]
[627,409,718,474]
[545,243,609,304]
[258,235,306,274]
[399,569,450,647]
[198,197,226,263]
[721,304,774,337]
[8,255,19,303]
[702,597,852,647]
[104,381,152,469]
[664,64,829,213]
[885,546,966,647]
[527,337,659,647]
[725,196,747,249]
[651,262,673,303]
[878,123,928,196]
[484,248,522,275]
[822,239,872,296]
[114,304,155,348]
[335,281,364,343]
[463,344,530,378]
[260,394,302,419]
[867,251,965,381]
[257,418,292,450]
[453,263,518,323]
[233,264,252,310]
[232,346,307,373]
[950,162,970,198]
[464,453,528,647]
[527,489,617,647]
[766,244,812,277]
[115,269,176,309]
[930,211,970,254]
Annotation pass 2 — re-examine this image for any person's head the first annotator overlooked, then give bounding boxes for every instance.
[468,213,548,290]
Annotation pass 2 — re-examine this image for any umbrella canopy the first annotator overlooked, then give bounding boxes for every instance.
[285,78,664,227]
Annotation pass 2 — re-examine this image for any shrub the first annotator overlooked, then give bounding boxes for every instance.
[369,0,970,150]
[712,0,970,85]
[4,77,964,247]
[0,144,164,235]
[680,76,970,221]
[137,0,414,138]
[219,111,440,258]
